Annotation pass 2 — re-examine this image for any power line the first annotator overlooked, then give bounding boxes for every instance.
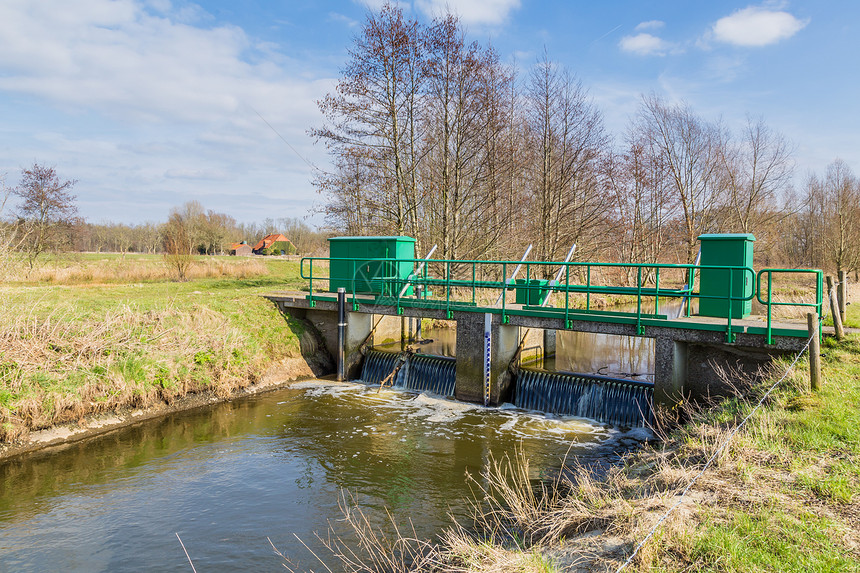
[250,106,317,171]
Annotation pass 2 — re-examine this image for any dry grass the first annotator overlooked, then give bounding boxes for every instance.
[290,491,440,573]
[0,301,264,441]
[297,332,860,572]
[24,256,268,284]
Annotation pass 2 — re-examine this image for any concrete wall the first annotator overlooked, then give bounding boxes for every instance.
[453,312,520,405]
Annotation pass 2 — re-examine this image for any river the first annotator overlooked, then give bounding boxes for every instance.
[0,378,650,572]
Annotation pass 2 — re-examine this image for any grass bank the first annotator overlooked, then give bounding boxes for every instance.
[0,254,310,443]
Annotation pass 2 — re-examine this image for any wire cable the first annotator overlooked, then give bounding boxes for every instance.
[615,331,816,572]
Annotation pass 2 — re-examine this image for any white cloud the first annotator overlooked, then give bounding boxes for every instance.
[635,20,664,32]
[414,0,521,26]
[619,33,676,57]
[0,0,325,127]
[711,6,808,47]
[165,168,232,181]
[0,0,333,224]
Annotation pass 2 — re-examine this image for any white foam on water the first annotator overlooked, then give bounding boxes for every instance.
[290,378,610,447]
[407,393,477,423]
[485,404,610,444]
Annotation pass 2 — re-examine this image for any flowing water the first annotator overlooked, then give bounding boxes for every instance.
[0,380,649,572]
[1,300,676,571]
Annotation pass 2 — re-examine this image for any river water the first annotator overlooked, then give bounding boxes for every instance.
[0,300,672,572]
[0,379,649,572]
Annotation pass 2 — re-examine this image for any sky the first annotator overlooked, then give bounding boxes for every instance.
[0,0,856,228]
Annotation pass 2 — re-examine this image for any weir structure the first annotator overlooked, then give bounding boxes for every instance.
[267,235,822,423]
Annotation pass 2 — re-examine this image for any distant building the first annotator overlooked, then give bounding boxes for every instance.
[252,233,296,255]
[229,242,253,256]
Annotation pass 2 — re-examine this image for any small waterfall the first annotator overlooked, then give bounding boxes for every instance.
[361,350,456,397]
[515,369,654,427]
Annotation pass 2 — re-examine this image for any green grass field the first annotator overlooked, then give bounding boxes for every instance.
[0,254,308,441]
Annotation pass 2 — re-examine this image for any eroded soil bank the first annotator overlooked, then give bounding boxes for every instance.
[0,358,317,462]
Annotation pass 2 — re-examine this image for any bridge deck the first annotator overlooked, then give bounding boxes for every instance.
[266,291,812,351]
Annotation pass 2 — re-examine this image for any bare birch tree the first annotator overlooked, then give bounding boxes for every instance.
[525,53,607,272]
[717,116,794,239]
[634,94,724,263]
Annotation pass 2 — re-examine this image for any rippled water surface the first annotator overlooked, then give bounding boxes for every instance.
[0,380,645,572]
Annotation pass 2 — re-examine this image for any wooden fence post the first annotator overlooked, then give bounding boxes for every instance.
[837,270,847,324]
[807,312,821,391]
[827,275,845,340]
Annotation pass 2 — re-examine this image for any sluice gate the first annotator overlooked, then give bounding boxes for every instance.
[360,349,653,427]
[361,350,457,397]
[515,369,653,427]
[268,233,824,412]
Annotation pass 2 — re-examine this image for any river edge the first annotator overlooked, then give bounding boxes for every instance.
[0,357,318,463]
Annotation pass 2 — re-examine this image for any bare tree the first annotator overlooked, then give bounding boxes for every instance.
[717,116,794,260]
[634,94,724,263]
[811,159,860,273]
[525,53,608,271]
[313,2,425,239]
[421,14,497,261]
[606,131,674,282]
[162,212,193,281]
[12,163,80,269]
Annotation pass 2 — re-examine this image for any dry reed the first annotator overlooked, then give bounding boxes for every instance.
[25,257,268,284]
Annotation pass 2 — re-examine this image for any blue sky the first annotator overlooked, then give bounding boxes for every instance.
[0,0,856,227]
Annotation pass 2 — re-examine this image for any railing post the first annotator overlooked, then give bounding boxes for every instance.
[837,270,847,324]
[445,261,452,319]
[565,264,571,328]
[586,266,591,311]
[766,271,773,345]
[808,311,821,391]
[635,266,644,335]
[308,259,315,308]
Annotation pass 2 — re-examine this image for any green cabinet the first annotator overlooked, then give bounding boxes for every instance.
[698,233,755,319]
[328,236,416,296]
[515,279,550,306]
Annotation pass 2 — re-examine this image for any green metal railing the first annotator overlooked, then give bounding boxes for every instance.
[756,268,824,344]
[300,257,822,342]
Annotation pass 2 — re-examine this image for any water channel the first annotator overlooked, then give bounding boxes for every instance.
[0,379,653,572]
[0,301,671,572]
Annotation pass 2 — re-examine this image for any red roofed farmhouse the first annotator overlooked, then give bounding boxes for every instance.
[252,234,296,255]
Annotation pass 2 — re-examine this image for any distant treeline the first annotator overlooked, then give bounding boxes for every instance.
[73,202,331,256]
[314,3,860,277]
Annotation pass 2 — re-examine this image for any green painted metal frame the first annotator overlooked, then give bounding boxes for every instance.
[301,257,822,341]
[756,268,824,344]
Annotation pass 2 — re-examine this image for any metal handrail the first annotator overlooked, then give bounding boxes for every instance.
[756,268,824,344]
[300,256,818,340]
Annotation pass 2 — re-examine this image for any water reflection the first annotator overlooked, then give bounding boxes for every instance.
[0,381,628,573]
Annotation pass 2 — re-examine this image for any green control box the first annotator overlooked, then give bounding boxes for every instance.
[698,233,755,319]
[328,236,416,296]
[515,278,550,306]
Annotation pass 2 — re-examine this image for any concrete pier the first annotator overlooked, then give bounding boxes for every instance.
[267,293,809,408]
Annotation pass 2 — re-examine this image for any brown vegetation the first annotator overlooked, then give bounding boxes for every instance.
[19,257,268,284]
[0,303,265,442]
